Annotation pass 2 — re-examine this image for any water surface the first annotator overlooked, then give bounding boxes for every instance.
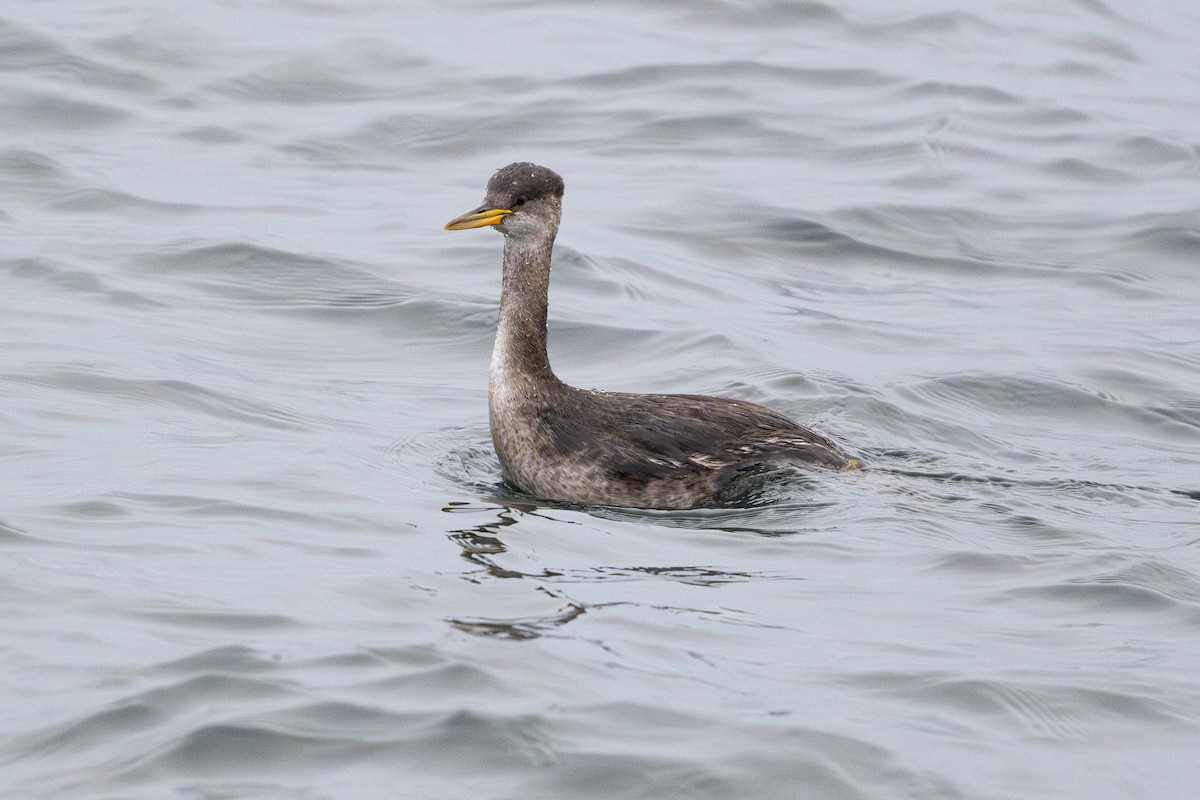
[2,1,1199,798]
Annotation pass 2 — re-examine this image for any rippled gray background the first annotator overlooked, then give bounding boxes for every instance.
[3,1,1199,798]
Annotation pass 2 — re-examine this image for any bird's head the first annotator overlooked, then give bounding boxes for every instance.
[444,162,564,238]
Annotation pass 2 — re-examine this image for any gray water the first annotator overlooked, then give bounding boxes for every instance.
[3,1,1199,798]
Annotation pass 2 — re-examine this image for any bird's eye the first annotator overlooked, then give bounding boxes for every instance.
[513,196,527,208]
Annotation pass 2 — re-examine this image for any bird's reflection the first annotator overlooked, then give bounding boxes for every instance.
[439,498,801,640]
[442,500,585,639]
[448,587,587,641]
[442,499,563,580]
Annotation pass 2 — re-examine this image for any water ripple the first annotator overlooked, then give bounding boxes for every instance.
[4,2,1200,799]
[7,368,317,431]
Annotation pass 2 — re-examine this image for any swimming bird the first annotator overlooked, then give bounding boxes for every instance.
[444,162,859,509]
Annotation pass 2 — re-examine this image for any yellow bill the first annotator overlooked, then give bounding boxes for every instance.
[444,206,512,231]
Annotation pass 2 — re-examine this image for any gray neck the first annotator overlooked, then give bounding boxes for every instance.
[491,232,557,385]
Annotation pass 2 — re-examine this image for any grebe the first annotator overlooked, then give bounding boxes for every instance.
[445,162,858,509]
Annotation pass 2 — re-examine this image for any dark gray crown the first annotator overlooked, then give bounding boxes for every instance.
[485,162,564,208]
